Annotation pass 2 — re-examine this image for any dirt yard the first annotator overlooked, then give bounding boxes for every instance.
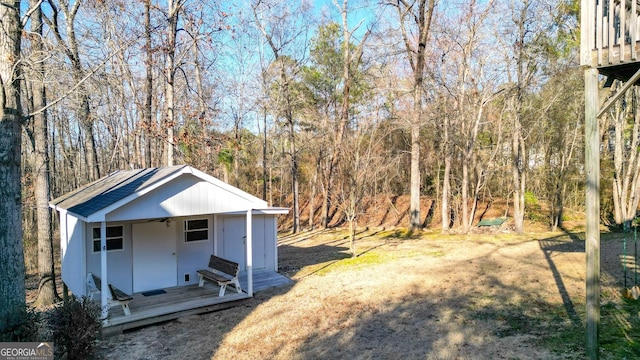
[95,228,629,359]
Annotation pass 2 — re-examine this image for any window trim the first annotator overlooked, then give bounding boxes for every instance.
[184,218,209,243]
[92,225,124,253]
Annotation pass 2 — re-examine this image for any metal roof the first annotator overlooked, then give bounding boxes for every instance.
[49,166,187,218]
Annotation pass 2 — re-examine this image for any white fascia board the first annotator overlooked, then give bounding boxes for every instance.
[220,208,290,216]
[85,167,188,223]
[253,207,290,215]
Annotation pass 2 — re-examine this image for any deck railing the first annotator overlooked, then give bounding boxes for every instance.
[581,0,640,67]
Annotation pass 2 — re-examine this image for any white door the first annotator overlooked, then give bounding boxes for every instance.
[222,216,246,270]
[132,221,177,292]
[252,217,266,270]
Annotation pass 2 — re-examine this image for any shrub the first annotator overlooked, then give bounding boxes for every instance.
[0,305,41,342]
[524,191,544,222]
[524,191,539,207]
[48,296,101,360]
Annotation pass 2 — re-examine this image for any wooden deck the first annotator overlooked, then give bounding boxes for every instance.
[102,270,292,335]
[582,0,640,79]
[238,269,294,291]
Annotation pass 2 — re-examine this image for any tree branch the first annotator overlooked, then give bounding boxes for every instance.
[25,40,137,120]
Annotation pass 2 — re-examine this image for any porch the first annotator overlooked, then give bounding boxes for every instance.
[102,269,292,335]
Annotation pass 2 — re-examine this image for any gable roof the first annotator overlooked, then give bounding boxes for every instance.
[49,165,276,221]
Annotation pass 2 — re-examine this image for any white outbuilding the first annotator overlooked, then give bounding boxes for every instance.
[49,165,289,330]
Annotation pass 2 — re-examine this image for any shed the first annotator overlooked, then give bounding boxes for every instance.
[49,165,289,330]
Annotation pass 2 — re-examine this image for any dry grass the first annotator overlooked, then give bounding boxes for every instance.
[96,227,634,359]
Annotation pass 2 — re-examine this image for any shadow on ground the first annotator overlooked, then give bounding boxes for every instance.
[538,233,584,327]
[210,231,591,359]
[100,229,640,359]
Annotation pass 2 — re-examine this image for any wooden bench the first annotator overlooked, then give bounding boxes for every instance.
[87,273,133,316]
[197,255,243,297]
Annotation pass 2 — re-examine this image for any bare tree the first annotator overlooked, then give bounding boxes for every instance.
[494,0,543,233]
[163,0,185,166]
[0,0,26,329]
[442,0,499,231]
[45,0,101,181]
[144,0,153,167]
[252,0,311,233]
[531,68,582,231]
[29,0,59,306]
[606,86,640,231]
[387,0,436,231]
[301,22,341,229]
[503,0,546,233]
[316,0,371,229]
[339,107,388,256]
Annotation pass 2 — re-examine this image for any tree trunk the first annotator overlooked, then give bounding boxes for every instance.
[290,121,300,233]
[31,0,59,306]
[390,0,436,231]
[252,2,301,233]
[66,3,99,180]
[611,87,640,231]
[512,116,526,233]
[282,70,300,233]
[308,158,320,230]
[165,0,180,167]
[348,214,356,257]
[462,104,486,231]
[193,39,206,117]
[461,160,470,231]
[48,0,100,181]
[410,33,424,231]
[262,110,268,202]
[511,0,529,234]
[0,0,26,327]
[144,0,153,168]
[409,93,421,230]
[320,0,371,231]
[441,103,452,231]
[469,164,484,229]
[551,108,580,232]
[441,140,451,232]
[79,95,100,180]
[322,157,335,228]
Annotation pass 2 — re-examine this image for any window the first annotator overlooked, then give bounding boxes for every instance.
[92,226,124,252]
[185,219,209,242]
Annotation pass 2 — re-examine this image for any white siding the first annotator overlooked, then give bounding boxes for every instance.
[85,222,133,294]
[106,174,258,222]
[257,215,278,271]
[219,215,246,269]
[216,214,277,272]
[176,215,214,286]
[264,216,278,271]
[60,213,86,296]
[252,216,266,270]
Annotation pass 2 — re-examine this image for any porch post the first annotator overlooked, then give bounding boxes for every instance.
[100,221,109,320]
[246,210,253,296]
[272,216,278,272]
[585,67,600,360]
